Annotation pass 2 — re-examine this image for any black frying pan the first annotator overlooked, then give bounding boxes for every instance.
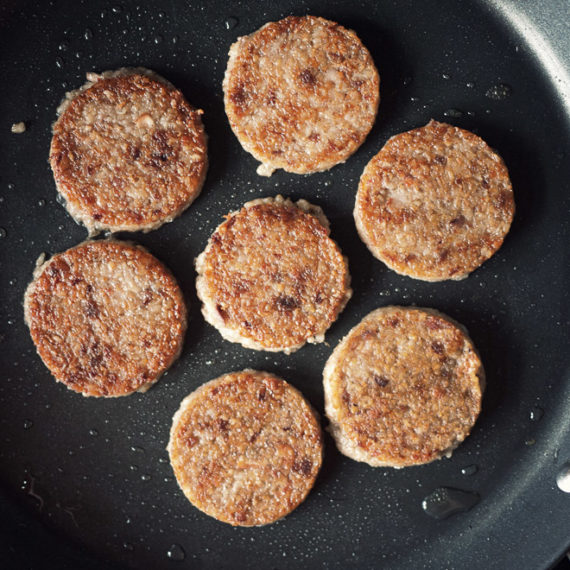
[1,1,569,568]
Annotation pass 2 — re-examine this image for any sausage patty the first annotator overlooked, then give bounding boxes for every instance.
[323,306,485,467]
[168,369,323,526]
[24,240,187,397]
[223,15,380,176]
[354,120,515,281]
[50,68,208,234]
[195,196,352,353]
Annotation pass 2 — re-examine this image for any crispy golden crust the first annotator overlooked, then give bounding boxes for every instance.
[354,120,515,281]
[323,307,484,467]
[223,15,379,175]
[24,240,187,397]
[50,70,207,234]
[168,370,323,526]
[195,196,352,353]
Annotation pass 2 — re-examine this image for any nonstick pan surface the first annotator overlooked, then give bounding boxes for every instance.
[0,1,569,568]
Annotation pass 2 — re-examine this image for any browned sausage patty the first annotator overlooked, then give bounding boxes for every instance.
[24,240,187,397]
[323,306,484,467]
[354,120,515,281]
[223,15,380,176]
[195,196,352,353]
[168,369,323,526]
[50,68,208,234]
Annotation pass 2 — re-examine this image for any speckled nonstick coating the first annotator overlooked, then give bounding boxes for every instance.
[0,1,569,569]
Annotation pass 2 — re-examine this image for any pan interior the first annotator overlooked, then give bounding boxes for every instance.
[0,0,568,568]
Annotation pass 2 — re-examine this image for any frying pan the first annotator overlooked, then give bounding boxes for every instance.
[0,0,568,568]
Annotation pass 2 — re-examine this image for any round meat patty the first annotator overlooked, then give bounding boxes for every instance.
[354,120,515,281]
[50,68,208,234]
[168,369,323,526]
[223,15,380,176]
[24,240,187,397]
[195,195,352,353]
[323,306,485,467]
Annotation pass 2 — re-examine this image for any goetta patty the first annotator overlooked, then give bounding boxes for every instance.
[223,15,380,176]
[354,120,515,281]
[168,370,323,526]
[24,240,186,397]
[323,306,485,467]
[195,196,352,353]
[50,68,208,234]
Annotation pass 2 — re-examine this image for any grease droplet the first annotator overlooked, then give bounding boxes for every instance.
[461,464,478,476]
[23,419,33,429]
[422,487,479,519]
[38,199,46,207]
[444,108,463,118]
[529,406,544,422]
[172,35,179,44]
[167,544,185,561]
[141,474,151,481]
[225,17,239,30]
[466,81,475,89]
[112,5,123,14]
[58,42,69,51]
[88,428,99,436]
[556,463,570,493]
[84,28,93,40]
[485,83,512,100]
[442,73,451,80]
[154,35,163,44]
[55,57,64,68]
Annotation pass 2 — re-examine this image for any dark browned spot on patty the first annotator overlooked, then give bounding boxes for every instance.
[299,69,316,86]
[450,215,466,227]
[374,375,390,388]
[276,295,300,311]
[231,85,248,107]
[292,458,313,476]
[431,341,444,355]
